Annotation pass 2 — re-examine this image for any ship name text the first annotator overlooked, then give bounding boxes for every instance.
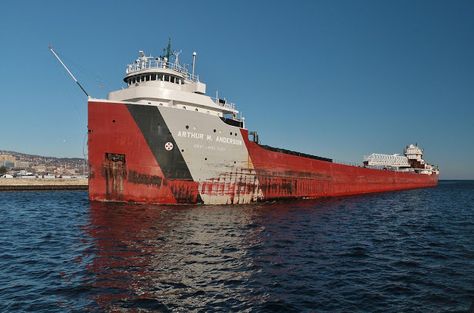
[177,131,242,146]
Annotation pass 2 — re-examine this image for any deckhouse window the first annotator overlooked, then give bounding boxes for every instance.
[134,73,181,84]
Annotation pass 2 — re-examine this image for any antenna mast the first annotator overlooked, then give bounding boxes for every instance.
[49,46,90,97]
[162,38,172,61]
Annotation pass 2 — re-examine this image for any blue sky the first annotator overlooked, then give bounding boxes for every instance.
[0,0,473,179]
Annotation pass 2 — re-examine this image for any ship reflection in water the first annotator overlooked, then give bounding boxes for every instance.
[83,183,474,312]
[86,201,271,311]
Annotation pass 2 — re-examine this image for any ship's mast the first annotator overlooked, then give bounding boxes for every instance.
[162,38,172,61]
[49,46,90,97]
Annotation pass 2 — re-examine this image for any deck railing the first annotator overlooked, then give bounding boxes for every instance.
[210,97,236,111]
[126,58,199,82]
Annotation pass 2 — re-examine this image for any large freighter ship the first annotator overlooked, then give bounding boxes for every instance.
[86,43,439,205]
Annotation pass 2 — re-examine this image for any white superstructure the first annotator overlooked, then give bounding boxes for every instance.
[404,144,423,162]
[107,42,241,122]
[363,144,439,175]
[364,153,410,168]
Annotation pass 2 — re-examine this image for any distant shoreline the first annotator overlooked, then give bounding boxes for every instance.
[0,178,88,191]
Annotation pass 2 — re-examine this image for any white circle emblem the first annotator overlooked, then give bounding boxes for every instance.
[164,142,174,151]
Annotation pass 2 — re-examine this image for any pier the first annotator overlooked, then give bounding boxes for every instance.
[0,178,88,191]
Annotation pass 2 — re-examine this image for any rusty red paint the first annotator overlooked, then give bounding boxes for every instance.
[240,129,438,200]
[89,101,176,204]
[103,153,127,201]
[127,171,163,187]
[88,100,437,205]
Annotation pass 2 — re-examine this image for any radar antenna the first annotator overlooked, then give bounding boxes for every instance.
[173,50,182,66]
[162,37,172,61]
[49,46,90,97]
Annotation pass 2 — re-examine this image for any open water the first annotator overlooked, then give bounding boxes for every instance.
[0,181,473,312]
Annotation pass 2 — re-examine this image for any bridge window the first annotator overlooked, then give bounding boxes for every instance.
[131,73,182,85]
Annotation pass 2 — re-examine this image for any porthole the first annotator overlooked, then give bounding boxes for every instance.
[235,133,237,136]
[230,132,233,135]
[112,120,116,123]
[233,161,236,164]
[213,129,216,133]
[205,157,207,161]
[181,149,184,152]
[195,108,198,111]
[185,125,189,129]
[183,106,186,110]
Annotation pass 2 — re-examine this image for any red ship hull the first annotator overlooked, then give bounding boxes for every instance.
[88,100,438,205]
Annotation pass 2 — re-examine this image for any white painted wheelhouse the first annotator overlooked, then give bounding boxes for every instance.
[107,42,241,123]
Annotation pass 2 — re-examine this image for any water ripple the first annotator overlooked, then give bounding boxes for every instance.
[0,182,473,312]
